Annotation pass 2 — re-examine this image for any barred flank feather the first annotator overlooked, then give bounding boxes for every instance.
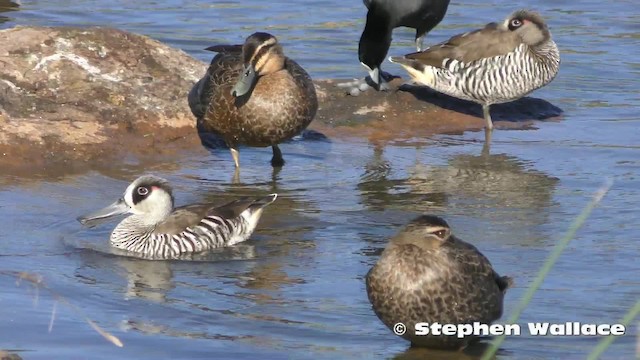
[111,214,253,259]
[399,41,560,106]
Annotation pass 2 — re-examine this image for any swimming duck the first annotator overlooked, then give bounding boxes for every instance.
[341,0,450,94]
[188,32,318,168]
[389,9,560,131]
[77,175,277,259]
[366,215,512,349]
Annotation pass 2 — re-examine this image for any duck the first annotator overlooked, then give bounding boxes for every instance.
[77,175,277,259]
[389,9,560,131]
[188,32,318,168]
[341,0,450,94]
[366,215,512,349]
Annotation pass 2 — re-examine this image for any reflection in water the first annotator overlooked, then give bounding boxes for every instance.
[393,342,506,360]
[120,318,253,342]
[116,258,174,303]
[358,146,449,212]
[406,151,559,227]
[0,0,19,26]
[359,144,559,229]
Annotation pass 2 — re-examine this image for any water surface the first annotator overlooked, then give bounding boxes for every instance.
[0,1,638,359]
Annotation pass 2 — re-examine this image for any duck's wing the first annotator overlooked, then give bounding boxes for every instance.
[448,237,510,287]
[204,44,243,55]
[188,44,244,120]
[188,76,213,120]
[153,195,277,236]
[154,203,216,235]
[391,22,522,68]
[207,194,277,219]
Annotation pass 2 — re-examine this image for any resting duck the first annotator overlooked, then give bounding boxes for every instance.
[390,9,560,131]
[366,215,512,349]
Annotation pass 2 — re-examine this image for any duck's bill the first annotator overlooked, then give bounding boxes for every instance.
[77,198,129,228]
[231,64,256,97]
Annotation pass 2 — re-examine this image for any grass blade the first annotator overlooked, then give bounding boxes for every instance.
[586,300,640,360]
[481,179,613,359]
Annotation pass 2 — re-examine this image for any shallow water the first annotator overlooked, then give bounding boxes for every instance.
[1,0,639,359]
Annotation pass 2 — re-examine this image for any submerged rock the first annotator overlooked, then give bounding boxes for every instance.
[0,26,562,176]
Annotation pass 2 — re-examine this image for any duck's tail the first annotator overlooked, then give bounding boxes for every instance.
[389,56,436,87]
[249,194,278,209]
[497,275,514,293]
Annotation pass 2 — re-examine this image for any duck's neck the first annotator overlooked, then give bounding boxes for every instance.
[533,40,560,71]
[110,215,156,248]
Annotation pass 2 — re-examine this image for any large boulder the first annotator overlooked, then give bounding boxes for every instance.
[0,26,204,172]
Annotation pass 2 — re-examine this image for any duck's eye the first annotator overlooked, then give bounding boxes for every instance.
[433,230,447,238]
[137,187,149,196]
[510,19,522,27]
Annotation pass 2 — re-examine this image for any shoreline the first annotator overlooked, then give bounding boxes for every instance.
[0,26,563,177]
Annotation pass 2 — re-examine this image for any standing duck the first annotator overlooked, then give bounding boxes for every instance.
[342,0,450,94]
[390,9,560,131]
[366,215,512,349]
[78,175,277,260]
[188,32,318,168]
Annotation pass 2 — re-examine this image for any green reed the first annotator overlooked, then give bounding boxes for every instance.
[481,179,613,360]
[586,300,640,360]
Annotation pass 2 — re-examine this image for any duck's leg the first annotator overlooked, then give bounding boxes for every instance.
[231,166,241,184]
[482,127,492,156]
[271,145,285,167]
[230,147,240,168]
[482,104,494,130]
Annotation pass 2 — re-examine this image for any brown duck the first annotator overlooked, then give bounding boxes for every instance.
[189,32,318,168]
[366,215,513,350]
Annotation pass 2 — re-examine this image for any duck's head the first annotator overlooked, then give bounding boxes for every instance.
[389,215,453,251]
[502,10,551,46]
[78,175,175,228]
[231,32,285,97]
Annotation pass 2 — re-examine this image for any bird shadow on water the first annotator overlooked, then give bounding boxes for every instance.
[398,84,563,125]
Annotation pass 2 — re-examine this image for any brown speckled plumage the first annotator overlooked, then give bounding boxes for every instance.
[366,215,512,349]
[189,32,318,167]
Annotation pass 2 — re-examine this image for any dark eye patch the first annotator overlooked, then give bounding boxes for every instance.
[132,186,150,204]
[509,18,523,30]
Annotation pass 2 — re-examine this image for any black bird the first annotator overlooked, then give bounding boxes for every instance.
[345,0,450,94]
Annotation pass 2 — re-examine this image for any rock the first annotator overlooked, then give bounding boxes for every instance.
[0,26,563,176]
[0,26,205,174]
[312,79,563,145]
